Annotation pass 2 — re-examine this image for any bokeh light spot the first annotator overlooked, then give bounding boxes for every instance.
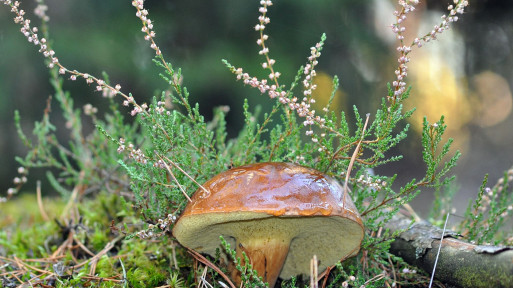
[472,70,512,127]
[311,71,346,115]
[408,56,473,152]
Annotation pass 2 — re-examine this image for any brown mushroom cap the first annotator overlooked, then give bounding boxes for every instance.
[172,162,364,287]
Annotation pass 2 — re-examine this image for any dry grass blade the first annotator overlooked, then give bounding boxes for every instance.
[199,266,214,288]
[156,153,192,202]
[343,113,371,202]
[319,264,333,288]
[170,241,179,270]
[74,237,96,258]
[51,229,74,259]
[36,180,50,222]
[310,255,319,288]
[429,212,450,288]
[402,202,422,222]
[61,171,85,221]
[186,248,236,288]
[13,256,52,275]
[160,154,210,194]
[72,235,124,270]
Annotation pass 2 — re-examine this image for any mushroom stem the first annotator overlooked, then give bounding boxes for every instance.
[232,237,290,288]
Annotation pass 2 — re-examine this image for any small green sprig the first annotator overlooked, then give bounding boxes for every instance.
[219,236,268,288]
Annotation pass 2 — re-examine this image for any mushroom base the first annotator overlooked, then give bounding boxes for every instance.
[231,236,290,288]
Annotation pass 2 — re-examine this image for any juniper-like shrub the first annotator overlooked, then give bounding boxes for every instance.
[4,0,512,287]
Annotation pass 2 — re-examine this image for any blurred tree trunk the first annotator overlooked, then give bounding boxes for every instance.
[386,213,513,288]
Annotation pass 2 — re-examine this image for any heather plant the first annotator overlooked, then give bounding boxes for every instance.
[459,168,513,245]
[3,0,513,287]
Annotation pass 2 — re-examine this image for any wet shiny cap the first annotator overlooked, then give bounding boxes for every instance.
[172,162,364,283]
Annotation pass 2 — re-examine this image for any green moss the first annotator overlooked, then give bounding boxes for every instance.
[117,238,172,287]
[90,224,111,252]
[453,266,489,288]
[0,216,59,258]
[96,255,117,278]
[452,261,513,288]
[0,190,179,287]
[0,194,64,260]
[126,257,167,287]
[78,192,134,226]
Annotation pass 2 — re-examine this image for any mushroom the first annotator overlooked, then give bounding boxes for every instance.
[172,162,364,287]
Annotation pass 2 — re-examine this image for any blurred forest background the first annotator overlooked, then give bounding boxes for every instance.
[1,0,512,217]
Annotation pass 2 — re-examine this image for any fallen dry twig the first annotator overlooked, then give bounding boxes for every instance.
[386,213,513,288]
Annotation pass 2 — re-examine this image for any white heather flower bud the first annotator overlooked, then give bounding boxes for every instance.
[259,47,269,55]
